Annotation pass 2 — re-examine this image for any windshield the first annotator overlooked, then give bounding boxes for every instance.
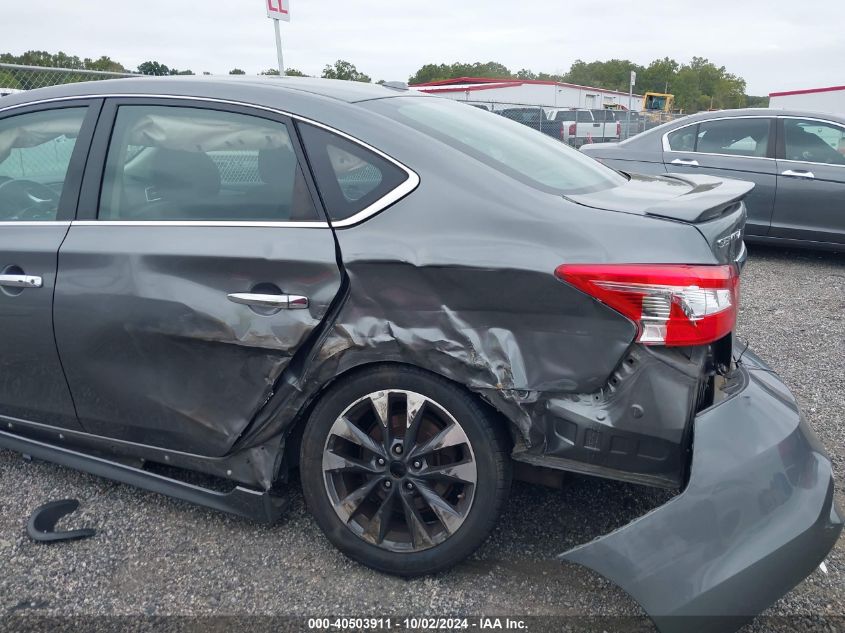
[367,97,626,195]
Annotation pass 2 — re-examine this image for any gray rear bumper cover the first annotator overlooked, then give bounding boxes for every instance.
[560,349,842,633]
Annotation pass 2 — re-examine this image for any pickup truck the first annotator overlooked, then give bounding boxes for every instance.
[495,106,622,146]
[548,109,622,147]
[592,109,623,143]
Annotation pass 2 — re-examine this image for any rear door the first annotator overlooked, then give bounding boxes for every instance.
[771,116,845,245]
[0,100,99,431]
[662,116,777,238]
[54,98,343,456]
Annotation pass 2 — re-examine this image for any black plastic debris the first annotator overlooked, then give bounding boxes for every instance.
[26,499,96,543]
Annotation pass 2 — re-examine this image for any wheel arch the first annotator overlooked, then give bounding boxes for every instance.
[280,359,518,480]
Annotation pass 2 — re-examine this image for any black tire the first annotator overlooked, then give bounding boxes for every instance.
[300,365,511,576]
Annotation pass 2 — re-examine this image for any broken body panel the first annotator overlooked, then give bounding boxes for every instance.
[562,348,843,633]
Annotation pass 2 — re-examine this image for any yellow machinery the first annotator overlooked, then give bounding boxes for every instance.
[642,92,675,112]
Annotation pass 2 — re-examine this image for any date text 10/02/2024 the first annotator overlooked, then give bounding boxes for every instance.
[307,618,528,630]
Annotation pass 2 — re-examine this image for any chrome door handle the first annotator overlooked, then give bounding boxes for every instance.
[781,169,814,179]
[671,158,699,166]
[0,274,42,288]
[227,293,309,310]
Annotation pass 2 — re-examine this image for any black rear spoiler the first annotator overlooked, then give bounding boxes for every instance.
[645,174,754,223]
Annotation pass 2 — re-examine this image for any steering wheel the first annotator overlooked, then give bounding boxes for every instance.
[0,178,61,221]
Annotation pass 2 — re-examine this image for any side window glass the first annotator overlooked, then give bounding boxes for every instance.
[299,123,409,222]
[0,107,87,221]
[783,119,845,165]
[695,118,770,157]
[99,105,320,222]
[667,125,698,152]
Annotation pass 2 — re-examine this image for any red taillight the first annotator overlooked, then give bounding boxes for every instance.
[616,121,621,136]
[555,264,739,346]
[568,123,577,136]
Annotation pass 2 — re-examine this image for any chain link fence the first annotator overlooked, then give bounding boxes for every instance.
[468,100,687,145]
[0,64,689,147]
[0,63,136,96]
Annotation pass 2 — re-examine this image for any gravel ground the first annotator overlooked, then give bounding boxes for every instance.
[0,245,842,631]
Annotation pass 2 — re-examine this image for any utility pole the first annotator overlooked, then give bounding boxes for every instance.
[266,0,290,76]
[273,19,285,75]
[628,70,636,140]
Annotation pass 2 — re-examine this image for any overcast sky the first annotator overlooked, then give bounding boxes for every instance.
[3,1,843,95]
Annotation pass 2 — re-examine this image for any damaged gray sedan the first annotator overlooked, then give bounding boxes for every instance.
[0,77,839,632]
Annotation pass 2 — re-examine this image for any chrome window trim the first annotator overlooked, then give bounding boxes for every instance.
[71,220,329,228]
[0,221,72,227]
[0,94,420,228]
[661,115,774,156]
[777,116,845,170]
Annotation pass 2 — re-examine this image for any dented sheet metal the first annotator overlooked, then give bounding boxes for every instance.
[53,225,342,457]
[237,170,729,477]
[560,349,843,633]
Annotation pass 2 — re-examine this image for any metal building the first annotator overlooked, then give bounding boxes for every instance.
[410,77,643,111]
[769,84,845,115]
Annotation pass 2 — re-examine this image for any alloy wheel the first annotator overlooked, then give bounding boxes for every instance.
[321,389,478,552]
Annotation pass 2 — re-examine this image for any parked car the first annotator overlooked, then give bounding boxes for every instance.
[0,78,839,633]
[580,108,845,251]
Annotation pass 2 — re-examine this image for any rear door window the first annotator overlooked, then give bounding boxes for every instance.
[0,107,87,221]
[298,123,410,223]
[694,118,770,157]
[783,118,845,165]
[98,105,321,222]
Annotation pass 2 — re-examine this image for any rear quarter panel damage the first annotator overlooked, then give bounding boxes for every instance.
[239,116,724,486]
[241,166,721,484]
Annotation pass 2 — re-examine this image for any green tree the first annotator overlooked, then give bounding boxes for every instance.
[637,57,679,94]
[563,58,642,92]
[83,56,127,72]
[138,61,172,76]
[322,60,371,82]
[260,68,307,76]
[408,61,512,84]
[229,68,246,75]
[670,57,745,111]
[137,61,192,76]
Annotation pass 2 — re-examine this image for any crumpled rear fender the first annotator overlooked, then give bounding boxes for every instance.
[560,349,843,633]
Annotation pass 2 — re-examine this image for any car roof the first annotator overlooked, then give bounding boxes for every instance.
[0,75,424,110]
[674,107,845,123]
